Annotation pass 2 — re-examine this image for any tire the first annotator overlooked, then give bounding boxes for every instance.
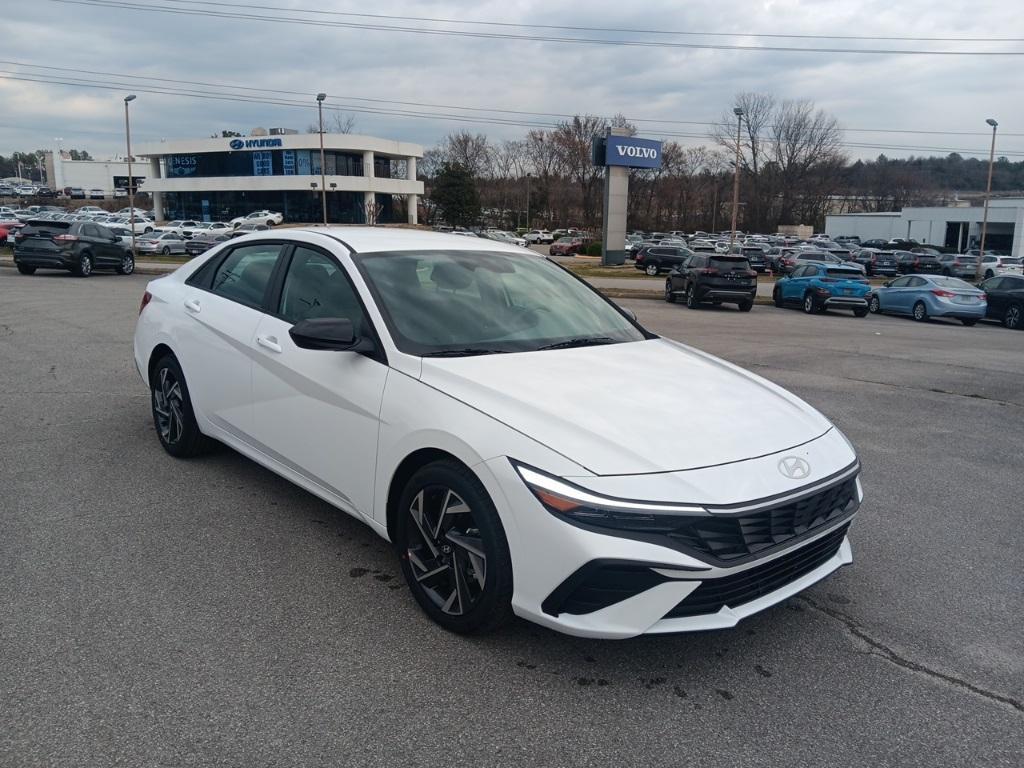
[266,220,275,227]
[115,253,135,275]
[772,287,784,308]
[912,301,928,322]
[869,295,881,314]
[738,300,753,312]
[395,460,514,634]
[144,226,153,234]
[1003,302,1022,330]
[941,268,951,277]
[960,319,977,327]
[664,279,676,303]
[161,246,170,255]
[685,285,700,309]
[16,264,35,275]
[853,308,868,318]
[150,354,212,458]
[645,262,659,276]
[803,292,817,314]
[985,270,994,279]
[74,252,93,277]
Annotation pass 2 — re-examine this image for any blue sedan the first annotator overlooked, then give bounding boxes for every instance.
[868,275,987,325]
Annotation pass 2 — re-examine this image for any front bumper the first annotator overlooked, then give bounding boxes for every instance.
[486,429,862,638]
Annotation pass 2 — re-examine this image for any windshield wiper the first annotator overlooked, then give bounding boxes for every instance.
[422,348,508,357]
[538,336,618,351]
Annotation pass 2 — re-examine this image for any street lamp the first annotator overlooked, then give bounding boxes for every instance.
[729,106,744,249]
[526,172,532,230]
[124,94,137,257]
[316,93,328,226]
[977,117,998,280]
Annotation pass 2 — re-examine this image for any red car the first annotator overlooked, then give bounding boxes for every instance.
[548,236,583,256]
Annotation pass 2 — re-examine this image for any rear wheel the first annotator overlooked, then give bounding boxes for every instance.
[396,460,514,634]
[161,246,170,255]
[803,292,817,314]
[1003,302,1022,330]
[664,279,676,303]
[772,287,784,308]
[150,354,212,458]
[116,253,135,275]
[912,301,928,322]
[645,262,659,276]
[738,300,753,312]
[74,252,93,277]
[868,295,881,314]
[16,264,35,275]
[960,319,977,326]
[686,285,700,309]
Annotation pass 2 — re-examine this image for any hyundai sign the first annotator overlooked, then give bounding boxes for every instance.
[604,136,662,169]
[229,137,283,150]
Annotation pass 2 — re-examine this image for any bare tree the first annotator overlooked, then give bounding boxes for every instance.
[551,115,615,227]
[441,132,492,178]
[770,100,846,225]
[305,112,357,134]
[712,92,775,232]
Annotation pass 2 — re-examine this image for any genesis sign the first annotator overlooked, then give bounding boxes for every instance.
[229,137,283,150]
[604,136,663,169]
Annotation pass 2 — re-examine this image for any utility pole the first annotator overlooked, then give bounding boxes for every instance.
[729,106,744,249]
[124,94,137,257]
[976,118,998,281]
[316,93,328,226]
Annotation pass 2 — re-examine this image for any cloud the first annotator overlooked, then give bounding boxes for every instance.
[3,0,1020,160]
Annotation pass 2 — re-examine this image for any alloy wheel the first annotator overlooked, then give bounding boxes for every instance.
[405,486,486,616]
[79,254,92,276]
[153,366,185,445]
[1006,304,1021,330]
[869,295,881,313]
[121,254,135,274]
[645,263,658,276]
[913,301,927,321]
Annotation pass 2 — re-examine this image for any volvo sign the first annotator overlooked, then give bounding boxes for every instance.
[604,135,663,169]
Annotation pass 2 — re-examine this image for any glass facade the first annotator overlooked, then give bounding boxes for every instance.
[161,190,397,225]
[163,149,389,179]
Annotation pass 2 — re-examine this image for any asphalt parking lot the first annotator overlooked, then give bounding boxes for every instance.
[1,269,1021,767]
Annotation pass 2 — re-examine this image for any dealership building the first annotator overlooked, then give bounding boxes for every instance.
[826,197,1024,255]
[133,129,424,225]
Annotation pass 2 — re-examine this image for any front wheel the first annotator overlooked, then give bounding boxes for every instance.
[773,287,784,308]
[738,300,753,312]
[912,301,928,322]
[803,293,817,314]
[854,308,868,318]
[150,355,212,458]
[1004,302,1022,330]
[161,246,170,255]
[144,226,153,234]
[664,279,676,303]
[16,264,35,275]
[396,460,514,634]
[869,295,881,314]
[644,262,659,276]
[116,253,135,275]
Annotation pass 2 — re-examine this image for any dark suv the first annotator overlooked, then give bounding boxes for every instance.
[635,245,692,275]
[666,253,757,311]
[852,248,898,276]
[13,219,134,277]
[894,250,942,275]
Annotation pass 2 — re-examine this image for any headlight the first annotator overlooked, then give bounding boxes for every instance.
[514,462,705,533]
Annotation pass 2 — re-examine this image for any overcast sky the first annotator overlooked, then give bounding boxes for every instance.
[2,0,1021,162]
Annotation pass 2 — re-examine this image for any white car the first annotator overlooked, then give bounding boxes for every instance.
[133,228,862,639]
[134,232,187,255]
[157,220,200,238]
[230,210,283,228]
[524,229,554,244]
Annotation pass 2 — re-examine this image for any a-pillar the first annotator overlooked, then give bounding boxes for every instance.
[149,157,164,221]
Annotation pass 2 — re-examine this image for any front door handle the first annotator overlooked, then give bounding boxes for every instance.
[184,298,201,313]
[256,335,282,353]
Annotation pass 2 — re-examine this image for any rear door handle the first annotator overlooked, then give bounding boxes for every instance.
[256,335,282,353]
[184,298,201,313]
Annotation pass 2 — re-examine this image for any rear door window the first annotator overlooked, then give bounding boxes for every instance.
[210,243,284,310]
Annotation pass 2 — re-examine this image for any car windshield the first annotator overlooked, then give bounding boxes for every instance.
[930,276,977,290]
[355,250,646,356]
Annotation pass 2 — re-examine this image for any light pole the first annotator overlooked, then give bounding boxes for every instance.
[525,172,531,230]
[729,106,744,249]
[316,93,328,226]
[124,94,137,258]
[977,118,998,281]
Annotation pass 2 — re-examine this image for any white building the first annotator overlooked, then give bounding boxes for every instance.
[826,198,1024,255]
[134,129,423,225]
[50,151,135,196]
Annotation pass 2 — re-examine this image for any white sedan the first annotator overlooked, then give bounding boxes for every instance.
[133,228,862,638]
[230,210,283,228]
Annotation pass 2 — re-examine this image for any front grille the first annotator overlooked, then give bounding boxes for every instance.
[663,523,850,619]
[665,477,857,565]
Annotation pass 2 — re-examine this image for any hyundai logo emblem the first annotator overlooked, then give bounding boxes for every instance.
[229,138,244,150]
[778,456,811,480]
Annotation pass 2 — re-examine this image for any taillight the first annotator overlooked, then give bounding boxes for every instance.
[700,268,719,275]
[54,234,79,244]
[139,291,152,315]
[931,289,956,298]
[745,270,757,278]
[979,293,987,302]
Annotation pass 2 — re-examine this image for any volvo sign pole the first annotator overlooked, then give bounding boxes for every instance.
[594,128,662,265]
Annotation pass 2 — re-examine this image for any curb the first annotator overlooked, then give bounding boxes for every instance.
[599,288,774,305]
[0,261,176,276]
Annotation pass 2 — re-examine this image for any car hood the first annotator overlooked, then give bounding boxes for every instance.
[419,338,832,475]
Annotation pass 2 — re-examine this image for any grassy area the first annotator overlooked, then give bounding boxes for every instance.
[564,264,653,279]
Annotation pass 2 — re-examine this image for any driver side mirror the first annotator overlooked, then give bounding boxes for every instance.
[882,281,891,288]
[289,317,374,352]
